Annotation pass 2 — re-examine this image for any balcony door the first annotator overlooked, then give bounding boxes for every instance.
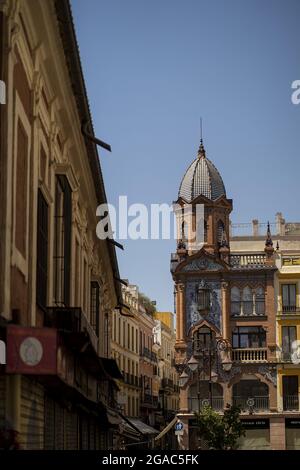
[283,376,299,411]
[282,284,296,312]
[282,326,296,361]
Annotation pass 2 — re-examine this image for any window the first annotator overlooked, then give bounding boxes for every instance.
[181,221,187,241]
[196,285,210,311]
[255,287,265,315]
[242,286,253,316]
[283,376,299,411]
[196,219,207,244]
[193,326,213,352]
[53,175,72,305]
[282,284,297,312]
[90,281,100,335]
[36,189,48,308]
[282,326,296,360]
[232,327,266,349]
[217,220,225,244]
[231,287,241,316]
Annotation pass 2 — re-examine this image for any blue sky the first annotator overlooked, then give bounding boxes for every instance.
[71,0,300,311]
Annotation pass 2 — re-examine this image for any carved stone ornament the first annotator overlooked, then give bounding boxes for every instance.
[258,365,277,387]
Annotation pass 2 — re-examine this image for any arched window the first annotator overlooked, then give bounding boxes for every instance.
[188,381,223,411]
[196,219,207,244]
[217,220,225,244]
[193,326,214,352]
[181,220,188,241]
[231,287,241,316]
[242,286,253,315]
[255,286,265,315]
[232,380,269,411]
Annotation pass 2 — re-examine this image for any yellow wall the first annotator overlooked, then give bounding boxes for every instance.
[154,311,173,330]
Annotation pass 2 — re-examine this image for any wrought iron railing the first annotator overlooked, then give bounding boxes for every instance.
[279,305,300,314]
[283,395,299,411]
[233,396,269,411]
[188,397,224,412]
[44,306,98,352]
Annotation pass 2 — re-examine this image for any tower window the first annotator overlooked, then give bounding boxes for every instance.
[217,220,225,244]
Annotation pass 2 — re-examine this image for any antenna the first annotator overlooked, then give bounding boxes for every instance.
[200,117,203,142]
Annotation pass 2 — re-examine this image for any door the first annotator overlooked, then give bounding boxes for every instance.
[283,376,299,410]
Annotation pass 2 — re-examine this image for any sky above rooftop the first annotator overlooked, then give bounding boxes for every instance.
[71,0,300,311]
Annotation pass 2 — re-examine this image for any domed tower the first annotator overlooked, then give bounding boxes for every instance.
[174,139,232,259]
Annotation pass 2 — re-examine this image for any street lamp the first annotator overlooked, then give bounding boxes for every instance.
[179,336,232,411]
[179,371,189,388]
[187,355,199,372]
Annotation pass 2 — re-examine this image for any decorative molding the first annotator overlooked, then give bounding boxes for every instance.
[182,257,223,272]
[258,365,277,387]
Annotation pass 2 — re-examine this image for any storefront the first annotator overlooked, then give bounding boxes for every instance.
[239,419,270,450]
[285,418,300,450]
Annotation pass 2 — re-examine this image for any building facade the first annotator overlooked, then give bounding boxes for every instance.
[111,284,140,419]
[0,0,122,450]
[139,299,160,426]
[153,312,179,422]
[172,139,285,450]
[153,312,179,448]
[230,214,300,449]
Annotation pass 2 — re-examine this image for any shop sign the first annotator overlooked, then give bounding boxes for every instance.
[6,325,57,374]
[242,419,269,429]
[286,418,300,428]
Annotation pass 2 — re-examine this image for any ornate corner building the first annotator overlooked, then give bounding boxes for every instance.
[171,140,299,450]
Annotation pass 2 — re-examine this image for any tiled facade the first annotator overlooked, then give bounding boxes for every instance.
[172,141,300,450]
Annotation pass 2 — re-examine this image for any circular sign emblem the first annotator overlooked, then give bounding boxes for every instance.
[246,398,255,407]
[19,337,43,366]
[202,399,210,407]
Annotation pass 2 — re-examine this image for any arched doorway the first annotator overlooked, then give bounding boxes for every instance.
[232,378,269,411]
[188,381,223,412]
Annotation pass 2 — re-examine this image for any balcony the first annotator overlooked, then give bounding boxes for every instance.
[141,347,158,363]
[278,352,294,363]
[189,397,224,412]
[44,307,98,352]
[141,393,158,408]
[232,348,267,363]
[230,254,268,270]
[283,395,299,411]
[278,305,300,315]
[161,378,174,390]
[233,396,269,411]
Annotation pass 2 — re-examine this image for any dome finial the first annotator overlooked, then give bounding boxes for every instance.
[198,117,206,158]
